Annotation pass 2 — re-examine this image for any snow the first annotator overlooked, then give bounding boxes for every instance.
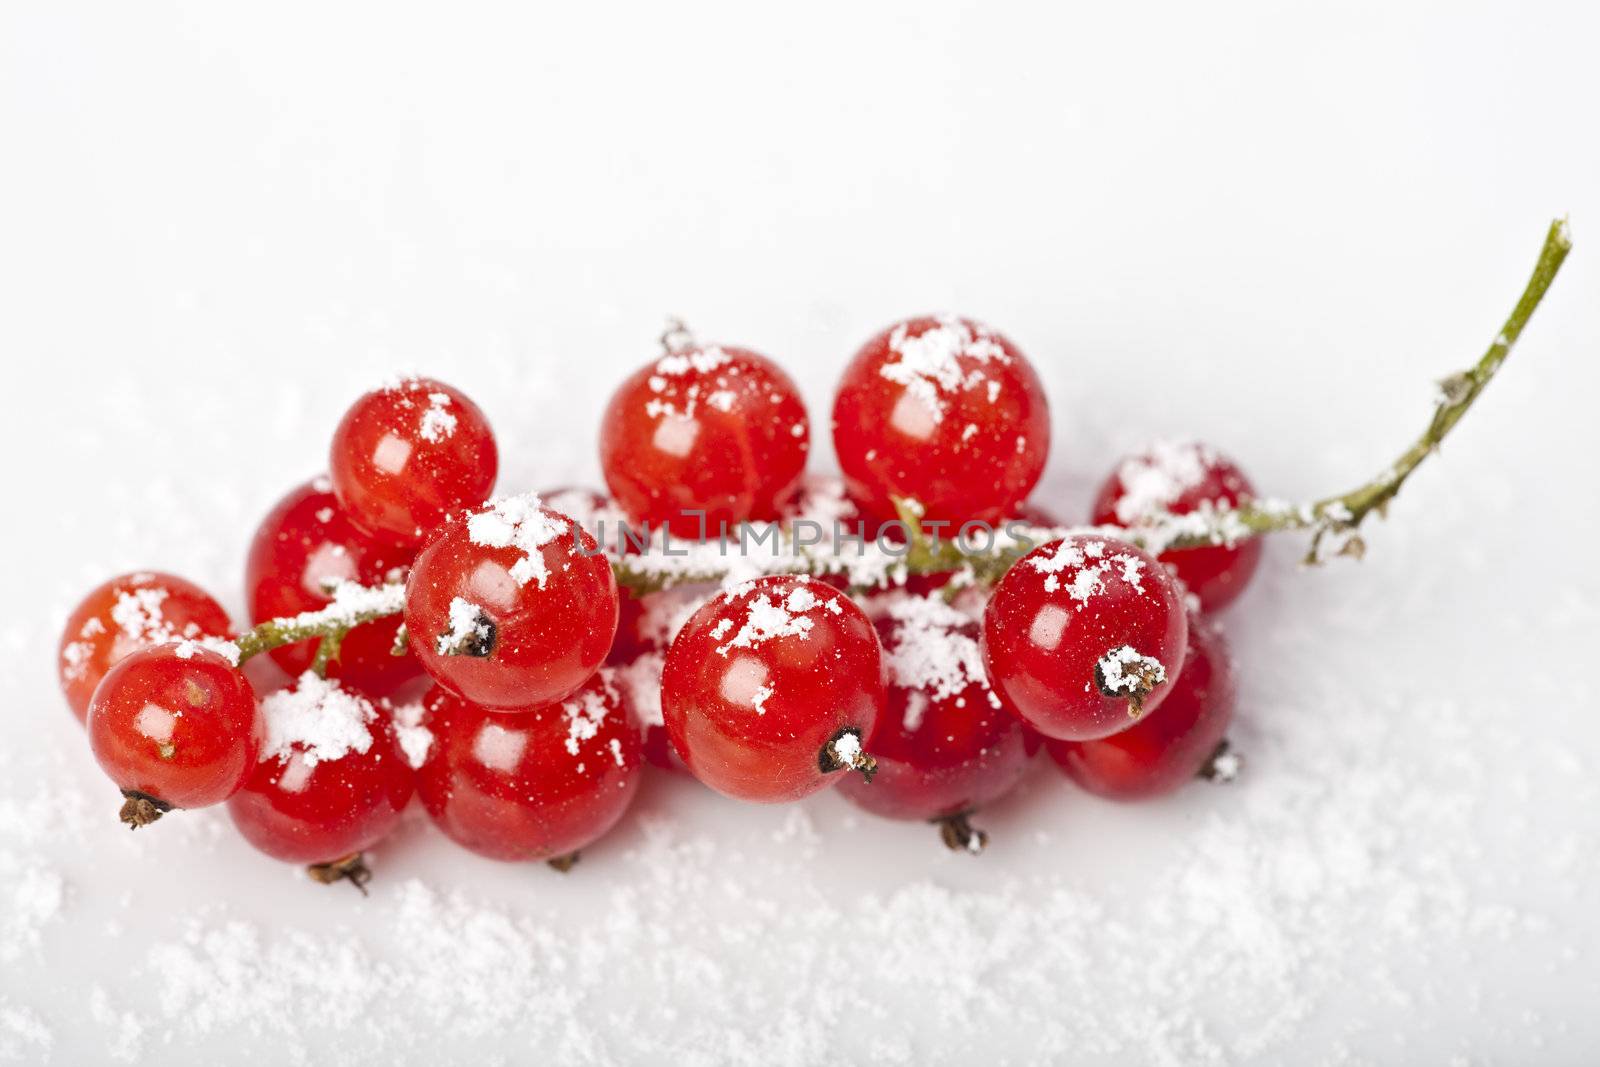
[1094,644,1168,695]
[712,581,837,655]
[880,317,1010,423]
[435,596,491,655]
[466,494,567,588]
[5,6,1600,1063]
[258,673,377,768]
[1110,439,1219,524]
[874,594,998,730]
[389,699,435,770]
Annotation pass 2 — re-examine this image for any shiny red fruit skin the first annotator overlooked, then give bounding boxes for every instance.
[1090,442,1262,613]
[405,498,619,709]
[599,345,810,538]
[837,609,1034,822]
[57,572,232,723]
[414,675,642,862]
[1048,614,1235,799]
[661,576,884,803]
[246,479,421,695]
[982,535,1188,741]
[228,701,414,864]
[535,486,649,669]
[832,316,1050,528]
[329,377,498,546]
[88,644,262,809]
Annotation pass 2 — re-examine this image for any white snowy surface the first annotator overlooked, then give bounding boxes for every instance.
[3,2,1600,1063]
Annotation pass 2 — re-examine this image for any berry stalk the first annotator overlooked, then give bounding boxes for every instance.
[224,220,1571,659]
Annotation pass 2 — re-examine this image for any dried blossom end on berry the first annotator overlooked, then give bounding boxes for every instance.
[434,598,496,658]
[118,790,171,830]
[306,853,373,895]
[935,812,989,855]
[1094,645,1168,717]
[820,728,877,783]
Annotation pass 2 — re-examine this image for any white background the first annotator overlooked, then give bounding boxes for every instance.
[3,2,1599,1063]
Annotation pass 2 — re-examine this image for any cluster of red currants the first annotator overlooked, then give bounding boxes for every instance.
[57,315,1263,884]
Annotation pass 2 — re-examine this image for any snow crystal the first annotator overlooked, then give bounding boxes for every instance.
[259,672,376,767]
[467,494,567,588]
[879,317,1010,422]
[1028,538,1148,605]
[1111,440,1219,524]
[418,391,458,443]
[876,594,996,730]
[655,346,733,377]
[0,999,52,1061]
[713,582,834,656]
[562,674,618,757]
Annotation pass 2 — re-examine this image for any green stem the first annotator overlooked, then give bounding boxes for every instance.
[226,221,1571,654]
[231,582,406,666]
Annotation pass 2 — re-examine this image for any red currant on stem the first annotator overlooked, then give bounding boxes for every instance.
[405,494,619,710]
[58,572,232,724]
[414,672,642,866]
[661,575,884,803]
[87,643,262,827]
[246,478,421,696]
[1047,613,1237,799]
[226,672,415,891]
[330,376,498,547]
[536,486,652,669]
[832,316,1050,529]
[599,340,810,539]
[1091,440,1263,612]
[837,594,1036,852]
[982,535,1188,741]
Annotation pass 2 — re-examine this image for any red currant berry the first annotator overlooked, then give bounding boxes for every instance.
[613,650,685,773]
[246,478,421,696]
[405,494,618,709]
[87,643,261,826]
[599,345,810,538]
[1090,441,1262,613]
[661,576,884,802]
[535,485,652,668]
[58,572,232,724]
[329,376,498,546]
[832,316,1050,528]
[414,672,642,863]
[982,535,1188,741]
[1047,613,1235,799]
[837,596,1034,849]
[227,673,414,871]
